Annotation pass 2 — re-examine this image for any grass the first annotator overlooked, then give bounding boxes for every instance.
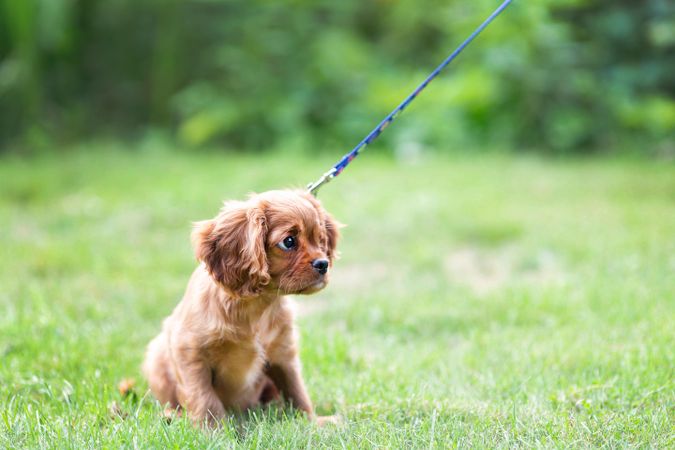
[0,145,673,448]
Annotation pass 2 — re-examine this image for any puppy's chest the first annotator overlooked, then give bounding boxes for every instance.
[209,320,280,385]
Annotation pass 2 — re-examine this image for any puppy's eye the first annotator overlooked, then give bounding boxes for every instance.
[278,236,297,251]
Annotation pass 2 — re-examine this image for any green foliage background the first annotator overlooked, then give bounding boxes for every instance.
[0,0,673,153]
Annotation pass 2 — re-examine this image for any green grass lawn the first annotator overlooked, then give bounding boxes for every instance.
[1,146,673,448]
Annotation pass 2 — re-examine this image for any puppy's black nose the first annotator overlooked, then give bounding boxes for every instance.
[311,259,329,275]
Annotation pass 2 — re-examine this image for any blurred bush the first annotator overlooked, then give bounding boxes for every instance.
[0,0,673,153]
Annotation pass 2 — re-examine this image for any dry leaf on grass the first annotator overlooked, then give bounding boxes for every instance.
[117,378,136,398]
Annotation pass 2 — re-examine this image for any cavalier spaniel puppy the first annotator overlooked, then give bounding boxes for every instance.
[142,189,340,426]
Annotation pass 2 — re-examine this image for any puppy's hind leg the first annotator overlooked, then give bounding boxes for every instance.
[142,333,179,409]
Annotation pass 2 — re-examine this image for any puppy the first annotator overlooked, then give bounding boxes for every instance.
[142,189,340,426]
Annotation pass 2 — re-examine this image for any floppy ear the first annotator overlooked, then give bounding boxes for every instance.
[192,201,270,298]
[323,212,342,263]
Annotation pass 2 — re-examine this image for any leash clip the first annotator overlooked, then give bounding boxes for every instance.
[307,167,337,196]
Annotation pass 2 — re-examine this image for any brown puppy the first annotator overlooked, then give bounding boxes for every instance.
[142,190,340,426]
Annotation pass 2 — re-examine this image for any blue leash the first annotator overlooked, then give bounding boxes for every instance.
[308,0,513,195]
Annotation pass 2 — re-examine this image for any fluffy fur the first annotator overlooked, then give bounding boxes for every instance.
[142,189,340,426]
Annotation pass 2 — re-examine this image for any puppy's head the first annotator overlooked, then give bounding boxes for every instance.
[192,190,340,299]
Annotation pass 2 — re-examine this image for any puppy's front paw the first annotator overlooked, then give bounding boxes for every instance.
[190,399,226,428]
[315,414,343,427]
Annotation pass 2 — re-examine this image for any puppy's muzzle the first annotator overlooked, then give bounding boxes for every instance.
[311,259,329,275]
